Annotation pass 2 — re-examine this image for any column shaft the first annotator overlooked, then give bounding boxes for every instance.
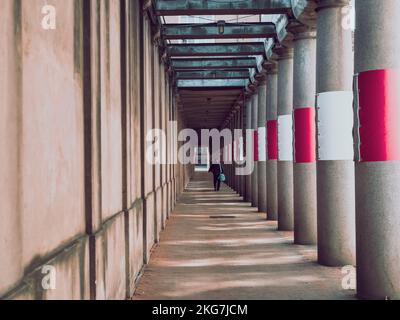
[266,68,278,220]
[292,28,317,244]
[251,93,259,207]
[316,0,355,266]
[257,81,268,213]
[231,117,235,189]
[245,100,252,202]
[239,107,245,197]
[354,0,400,299]
[276,49,294,231]
[235,110,241,193]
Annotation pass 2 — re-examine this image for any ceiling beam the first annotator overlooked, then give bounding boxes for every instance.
[179,89,242,94]
[176,69,250,80]
[171,57,257,70]
[181,96,238,99]
[155,0,292,16]
[183,113,231,116]
[177,79,248,88]
[168,42,265,57]
[180,101,238,105]
[162,22,276,40]
[180,105,239,110]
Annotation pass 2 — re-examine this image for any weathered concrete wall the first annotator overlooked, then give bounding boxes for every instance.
[94,213,126,300]
[0,0,182,300]
[1,0,87,299]
[100,0,123,221]
[125,0,144,297]
[0,0,24,297]
[142,14,155,263]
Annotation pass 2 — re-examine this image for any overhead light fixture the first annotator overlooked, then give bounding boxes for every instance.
[217,20,225,35]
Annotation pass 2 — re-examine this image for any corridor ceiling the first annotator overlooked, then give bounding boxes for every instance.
[149,0,312,129]
[178,88,244,129]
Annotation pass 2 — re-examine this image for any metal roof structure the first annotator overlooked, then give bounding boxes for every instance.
[144,0,315,129]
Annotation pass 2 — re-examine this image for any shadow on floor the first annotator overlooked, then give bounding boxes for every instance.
[133,172,356,300]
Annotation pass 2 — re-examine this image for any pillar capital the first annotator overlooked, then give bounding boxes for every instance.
[257,78,267,86]
[142,0,153,12]
[274,46,294,61]
[247,83,257,94]
[255,73,267,85]
[244,90,254,101]
[291,0,317,27]
[235,100,244,108]
[289,24,316,41]
[316,0,350,11]
[263,62,278,75]
[233,104,240,112]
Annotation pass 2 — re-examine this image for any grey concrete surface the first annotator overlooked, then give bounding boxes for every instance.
[291,28,317,245]
[133,173,356,300]
[277,49,294,230]
[257,82,268,213]
[266,69,278,220]
[354,0,400,299]
[251,94,259,208]
[245,100,253,203]
[316,0,356,267]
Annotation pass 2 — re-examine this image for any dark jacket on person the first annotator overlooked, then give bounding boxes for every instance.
[209,163,223,176]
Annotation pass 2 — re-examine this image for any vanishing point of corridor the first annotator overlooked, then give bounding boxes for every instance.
[134,173,354,300]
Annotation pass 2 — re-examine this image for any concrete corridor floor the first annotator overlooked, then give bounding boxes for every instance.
[133,172,356,300]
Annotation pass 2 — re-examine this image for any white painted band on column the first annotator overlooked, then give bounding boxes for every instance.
[317,91,354,161]
[258,126,267,161]
[233,139,238,162]
[238,136,244,162]
[278,115,293,161]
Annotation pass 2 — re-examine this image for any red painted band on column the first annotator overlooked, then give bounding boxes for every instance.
[253,130,258,161]
[358,69,400,162]
[267,120,278,160]
[294,107,316,163]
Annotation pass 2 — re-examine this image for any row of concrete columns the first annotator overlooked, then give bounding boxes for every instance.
[225,0,400,299]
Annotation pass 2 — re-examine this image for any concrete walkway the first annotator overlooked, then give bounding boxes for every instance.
[133,173,356,300]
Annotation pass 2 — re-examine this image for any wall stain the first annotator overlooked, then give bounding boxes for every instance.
[74,0,83,75]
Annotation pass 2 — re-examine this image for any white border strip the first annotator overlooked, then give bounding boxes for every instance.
[278,115,293,161]
[317,91,354,161]
[258,127,267,162]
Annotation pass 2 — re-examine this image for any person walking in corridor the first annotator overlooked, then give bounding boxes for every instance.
[209,162,225,191]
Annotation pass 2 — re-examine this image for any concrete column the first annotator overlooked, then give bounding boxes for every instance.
[316,0,355,266]
[245,99,252,202]
[229,117,234,188]
[235,109,241,193]
[239,106,245,197]
[232,111,236,191]
[354,0,400,299]
[291,27,317,244]
[257,80,268,213]
[276,47,294,230]
[266,66,278,220]
[251,93,259,207]
[232,114,237,190]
